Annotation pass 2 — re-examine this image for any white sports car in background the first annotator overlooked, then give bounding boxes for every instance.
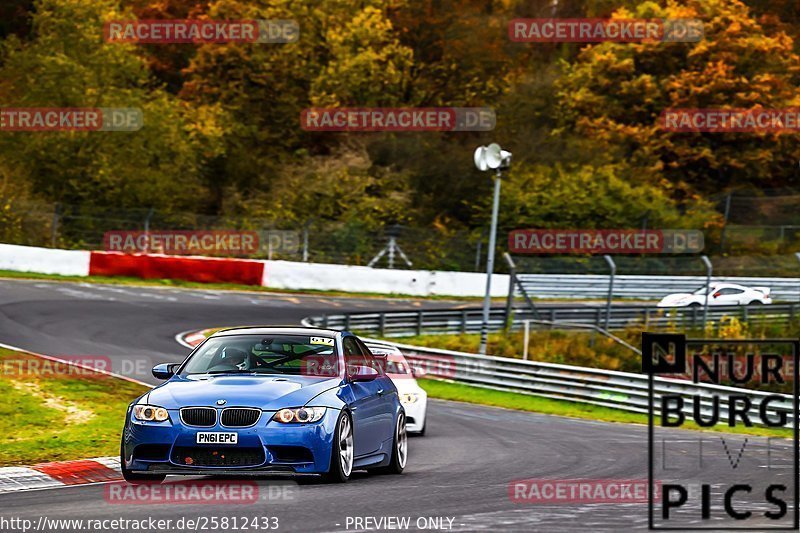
[657,283,772,308]
[367,343,428,435]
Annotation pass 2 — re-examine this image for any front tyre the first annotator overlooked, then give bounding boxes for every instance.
[120,442,165,485]
[322,411,353,483]
[376,412,407,475]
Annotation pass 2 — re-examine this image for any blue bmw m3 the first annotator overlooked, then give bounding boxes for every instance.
[120,327,408,483]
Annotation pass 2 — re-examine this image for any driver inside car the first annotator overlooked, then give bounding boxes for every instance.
[216,346,249,370]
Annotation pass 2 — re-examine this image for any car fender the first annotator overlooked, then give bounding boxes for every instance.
[305,382,349,410]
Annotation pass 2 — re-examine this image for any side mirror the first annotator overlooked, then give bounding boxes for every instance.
[152,363,179,380]
[713,292,721,298]
[350,365,379,382]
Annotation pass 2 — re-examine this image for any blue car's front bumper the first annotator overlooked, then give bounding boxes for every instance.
[122,408,340,475]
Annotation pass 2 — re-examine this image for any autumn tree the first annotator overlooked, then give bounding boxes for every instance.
[127,0,212,92]
[556,0,800,195]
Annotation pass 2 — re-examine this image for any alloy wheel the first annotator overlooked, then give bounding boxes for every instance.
[339,415,354,477]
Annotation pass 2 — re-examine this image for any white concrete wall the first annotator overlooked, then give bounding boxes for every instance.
[0,244,510,297]
[0,244,90,276]
[263,260,509,297]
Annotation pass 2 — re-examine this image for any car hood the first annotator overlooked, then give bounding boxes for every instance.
[145,374,342,411]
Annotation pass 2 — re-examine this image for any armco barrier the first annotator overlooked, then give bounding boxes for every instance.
[391,341,794,427]
[517,273,800,301]
[307,303,800,336]
[1,243,796,300]
[312,325,794,427]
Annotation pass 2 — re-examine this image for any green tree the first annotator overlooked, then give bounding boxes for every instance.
[485,163,719,231]
[0,0,224,213]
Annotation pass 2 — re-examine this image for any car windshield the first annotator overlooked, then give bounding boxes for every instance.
[693,286,716,295]
[181,334,339,376]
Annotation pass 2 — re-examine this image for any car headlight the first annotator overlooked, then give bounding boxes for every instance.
[133,404,169,422]
[400,393,420,404]
[273,407,326,424]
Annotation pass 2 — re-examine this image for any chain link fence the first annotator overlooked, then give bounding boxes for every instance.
[4,190,800,275]
[715,190,800,254]
[1,202,488,270]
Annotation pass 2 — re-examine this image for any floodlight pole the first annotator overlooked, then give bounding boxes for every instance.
[479,169,502,355]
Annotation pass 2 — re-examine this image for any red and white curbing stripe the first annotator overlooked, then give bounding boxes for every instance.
[0,342,153,494]
[178,329,209,349]
[0,333,215,494]
[0,457,121,494]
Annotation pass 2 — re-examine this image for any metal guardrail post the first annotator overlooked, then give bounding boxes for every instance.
[796,252,800,301]
[302,222,309,262]
[461,310,468,334]
[603,255,616,332]
[379,313,386,336]
[719,193,731,253]
[51,203,61,248]
[503,253,516,329]
[522,320,530,360]
[701,255,712,330]
[344,314,351,331]
[416,311,423,336]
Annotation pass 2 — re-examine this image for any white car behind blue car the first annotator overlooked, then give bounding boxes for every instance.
[366,343,428,435]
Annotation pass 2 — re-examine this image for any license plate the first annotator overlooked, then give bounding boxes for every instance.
[196,432,238,445]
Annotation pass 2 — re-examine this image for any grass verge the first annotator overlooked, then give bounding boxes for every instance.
[417,378,793,438]
[0,348,149,466]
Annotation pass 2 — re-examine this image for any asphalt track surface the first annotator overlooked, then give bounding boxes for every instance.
[0,278,794,532]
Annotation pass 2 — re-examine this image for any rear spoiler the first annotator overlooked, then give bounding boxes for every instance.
[752,287,771,297]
